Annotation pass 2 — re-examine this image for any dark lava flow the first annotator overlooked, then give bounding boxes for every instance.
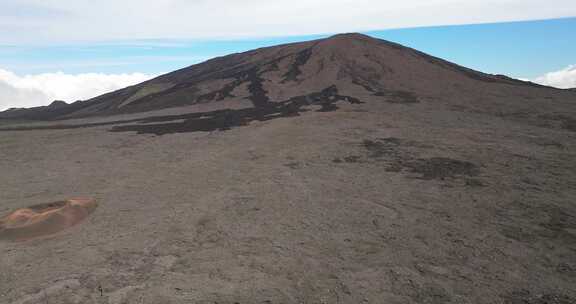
[111,85,362,135]
[0,85,362,135]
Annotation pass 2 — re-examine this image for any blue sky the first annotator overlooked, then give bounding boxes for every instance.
[372,17,575,79]
[1,17,574,79]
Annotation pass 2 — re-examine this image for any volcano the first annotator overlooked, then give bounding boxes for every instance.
[1,34,575,303]
[1,33,574,124]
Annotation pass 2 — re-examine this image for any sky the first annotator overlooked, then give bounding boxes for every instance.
[0,0,575,110]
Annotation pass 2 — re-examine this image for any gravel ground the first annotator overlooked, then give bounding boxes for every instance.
[1,94,575,304]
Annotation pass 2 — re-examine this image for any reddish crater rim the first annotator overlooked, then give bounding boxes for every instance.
[0,198,97,242]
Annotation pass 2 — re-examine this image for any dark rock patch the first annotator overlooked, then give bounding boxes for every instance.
[543,114,576,132]
[343,155,362,163]
[499,225,538,243]
[352,78,380,93]
[196,80,240,103]
[317,103,339,112]
[404,157,479,180]
[384,163,404,172]
[411,284,451,304]
[556,263,576,277]
[537,206,576,240]
[283,162,302,169]
[305,85,363,105]
[110,86,362,135]
[531,137,565,149]
[1,86,363,135]
[501,290,575,304]
[335,138,481,183]
[282,47,314,83]
[352,79,375,92]
[245,68,271,107]
[465,178,486,187]
[333,155,363,163]
[496,202,576,244]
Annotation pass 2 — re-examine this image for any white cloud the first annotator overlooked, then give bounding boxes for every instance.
[0,0,575,43]
[532,65,576,89]
[0,68,156,111]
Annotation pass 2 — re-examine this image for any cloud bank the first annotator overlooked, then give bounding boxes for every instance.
[0,68,155,111]
[532,65,576,89]
[1,0,575,43]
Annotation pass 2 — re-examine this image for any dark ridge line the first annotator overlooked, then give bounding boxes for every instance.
[401,44,548,88]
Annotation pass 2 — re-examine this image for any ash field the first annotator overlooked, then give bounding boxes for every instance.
[1,34,575,303]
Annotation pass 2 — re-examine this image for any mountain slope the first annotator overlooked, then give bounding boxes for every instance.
[1,33,573,121]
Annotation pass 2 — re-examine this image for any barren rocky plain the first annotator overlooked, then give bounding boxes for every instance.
[0,34,575,303]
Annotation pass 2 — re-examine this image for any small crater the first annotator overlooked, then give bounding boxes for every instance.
[0,198,97,242]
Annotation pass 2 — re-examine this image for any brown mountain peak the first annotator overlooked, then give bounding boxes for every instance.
[0,33,560,121]
[325,32,374,41]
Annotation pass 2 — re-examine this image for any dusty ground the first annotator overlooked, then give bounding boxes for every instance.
[1,95,576,303]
